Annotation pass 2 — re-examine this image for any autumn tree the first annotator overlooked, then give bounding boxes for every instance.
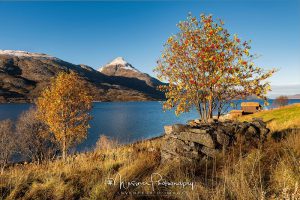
[273,95,288,107]
[155,14,276,121]
[37,71,93,161]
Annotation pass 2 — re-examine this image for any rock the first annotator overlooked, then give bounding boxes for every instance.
[260,128,270,138]
[176,132,215,148]
[164,124,186,135]
[237,123,249,135]
[160,120,269,163]
[161,139,201,161]
[216,130,230,146]
[201,146,219,158]
[164,126,173,135]
[207,118,215,123]
[188,119,208,127]
[173,124,187,132]
[162,137,191,152]
[194,119,201,124]
[247,125,258,136]
[222,124,236,135]
[188,120,198,127]
[188,128,208,134]
[164,125,173,135]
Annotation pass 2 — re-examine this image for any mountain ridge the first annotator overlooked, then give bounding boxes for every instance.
[0,50,165,103]
[287,94,300,99]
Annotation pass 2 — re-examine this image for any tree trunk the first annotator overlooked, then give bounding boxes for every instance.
[208,98,213,119]
[217,110,221,119]
[208,89,213,119]
[196,102,203,120]
[62,135,66,161]
[203,101,207,122]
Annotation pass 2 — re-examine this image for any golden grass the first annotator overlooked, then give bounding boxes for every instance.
[0,139,162,200]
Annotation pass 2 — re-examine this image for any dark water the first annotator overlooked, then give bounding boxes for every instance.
[1,100,300,151]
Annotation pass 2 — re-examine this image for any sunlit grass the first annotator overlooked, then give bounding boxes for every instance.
[239,103,300,131]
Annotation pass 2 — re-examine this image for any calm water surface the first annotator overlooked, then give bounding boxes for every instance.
[1,100,299,151]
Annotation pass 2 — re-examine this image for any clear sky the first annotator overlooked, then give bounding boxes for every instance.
[0,0,299,97]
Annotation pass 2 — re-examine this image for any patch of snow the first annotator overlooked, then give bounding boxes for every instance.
[109,57,128,66]
[122,64,139,72]
[98,67,105,72]
[79,64,94,72]
[0,50,57,59]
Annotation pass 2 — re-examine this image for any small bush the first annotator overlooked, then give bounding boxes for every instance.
[95,135,119,152]
[273,95,289,108]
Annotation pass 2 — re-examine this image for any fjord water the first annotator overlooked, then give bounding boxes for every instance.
[1,100,300,151]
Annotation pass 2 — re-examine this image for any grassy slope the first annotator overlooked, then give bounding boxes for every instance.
[1,104,300,200]
[239,103,300,131]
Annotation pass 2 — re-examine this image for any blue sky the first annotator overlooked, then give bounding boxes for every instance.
[0,0,299,96]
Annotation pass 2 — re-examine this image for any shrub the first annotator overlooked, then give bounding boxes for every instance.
[274,95,289,107]
[16,108,59,163]
[0,119,17,174]
[95,135,119,152]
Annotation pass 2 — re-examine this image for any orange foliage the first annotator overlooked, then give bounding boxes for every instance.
[36,71,92,160]
[155,14,276,121]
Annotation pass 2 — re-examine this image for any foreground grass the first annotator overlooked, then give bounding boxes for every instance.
[0,138,163,200]
[1,104,300,200]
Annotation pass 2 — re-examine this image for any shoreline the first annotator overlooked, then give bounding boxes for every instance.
[0,99,166,104]
[2,99,300,105]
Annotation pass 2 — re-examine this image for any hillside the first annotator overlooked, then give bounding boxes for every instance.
[1,104,300,199]
[288,94,300,99]
[0,50,165,103]
[239,103,300,131]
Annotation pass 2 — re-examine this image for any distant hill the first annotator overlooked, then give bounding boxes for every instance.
[0,50,165,103]
[287,94,300,99]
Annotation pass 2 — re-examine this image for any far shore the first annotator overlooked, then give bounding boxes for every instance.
[0,99,166,104]
[2,98,300,105]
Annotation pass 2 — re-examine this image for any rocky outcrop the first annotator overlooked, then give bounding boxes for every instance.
[161,119,269,163]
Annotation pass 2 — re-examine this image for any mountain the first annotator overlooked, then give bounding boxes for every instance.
[287,94,300,99]
[0,50,165,103]
[99,57,162,88]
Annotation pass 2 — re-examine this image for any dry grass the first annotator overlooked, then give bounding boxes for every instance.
[1,104,300,199]
[0,139,162,200]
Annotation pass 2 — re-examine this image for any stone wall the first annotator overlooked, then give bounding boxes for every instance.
[161,119,269,163]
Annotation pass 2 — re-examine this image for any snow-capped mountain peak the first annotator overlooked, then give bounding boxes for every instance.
[99,57,140,73]
[109,57,127,66]
[98,57,162,87]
